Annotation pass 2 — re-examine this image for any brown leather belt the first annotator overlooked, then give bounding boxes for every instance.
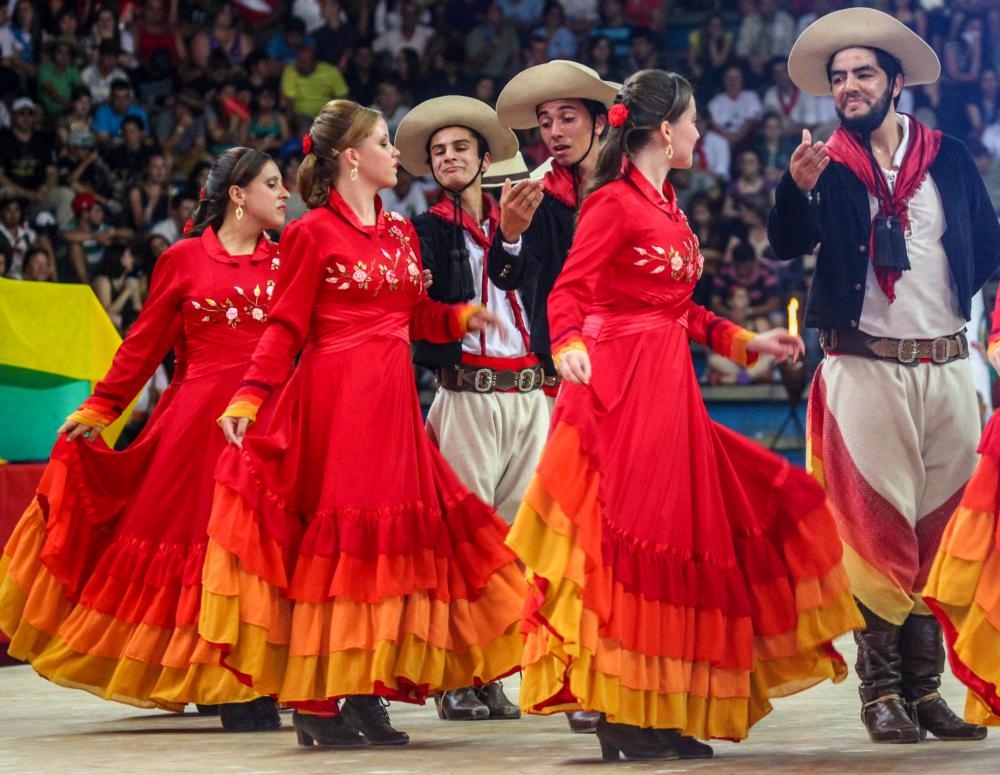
[820,328,968,365]
[437,365,546,393]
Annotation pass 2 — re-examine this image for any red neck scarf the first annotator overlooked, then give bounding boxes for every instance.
[825,115,941,302]
[428,193,500,249]
[541,161,579,209]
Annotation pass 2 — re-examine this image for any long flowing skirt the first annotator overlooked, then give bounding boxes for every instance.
[199,337,527,704]
[506,324,863,740]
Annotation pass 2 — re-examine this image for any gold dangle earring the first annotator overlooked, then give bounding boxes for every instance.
[350,163,359,182]
[236,204,244,219]
[666,143,674,161]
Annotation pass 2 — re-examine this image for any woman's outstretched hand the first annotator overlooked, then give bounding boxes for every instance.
[747,328,804,363]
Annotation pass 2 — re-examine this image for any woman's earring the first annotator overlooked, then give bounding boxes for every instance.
[350,164,359,182]
[666,144,674,160]
[236,205,244,219]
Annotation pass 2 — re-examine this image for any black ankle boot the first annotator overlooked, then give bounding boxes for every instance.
[341,695,410,745]
[292,710,368,748]
[219,697,282,732]
[854,602,921,744]
[656,729,714,758]
[195,704,220,716]
[435,687,490,720]
[594,715,679,761]
[566,710,600,733]
[476,682,520,719]
[899,613,987,741]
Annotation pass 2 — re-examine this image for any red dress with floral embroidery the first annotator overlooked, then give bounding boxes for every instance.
[0,228,281,709]
[201,191,527,708]
[506,162,864,739]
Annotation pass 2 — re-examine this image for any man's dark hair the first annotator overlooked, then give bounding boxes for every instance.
[425,127,490,164]
[121,115,146,132]
[826,47,904,108]
[110,77,132,93]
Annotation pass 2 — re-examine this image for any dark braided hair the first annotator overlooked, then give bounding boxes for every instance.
[187,147,273,237]
[587,69,693,199]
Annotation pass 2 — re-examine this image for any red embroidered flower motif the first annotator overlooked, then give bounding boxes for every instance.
[608,103,629,127]
[302,134,313,154]
[632,238,704,282]
[192,281,276,327]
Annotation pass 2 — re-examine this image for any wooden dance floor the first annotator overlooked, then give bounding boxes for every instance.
[2,636,997,774]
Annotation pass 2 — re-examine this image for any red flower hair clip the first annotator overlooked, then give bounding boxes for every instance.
[302,134,313,154]
[608,103,629,127]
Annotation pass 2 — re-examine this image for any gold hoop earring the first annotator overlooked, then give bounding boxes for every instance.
[666,144,674,160]
[236,205,244,220]
[350,164,359,182]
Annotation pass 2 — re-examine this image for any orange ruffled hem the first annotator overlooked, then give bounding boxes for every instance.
[506,421,861,740]
[0,498,256,710]
[200,480,527,703]
[923,451,1000,725]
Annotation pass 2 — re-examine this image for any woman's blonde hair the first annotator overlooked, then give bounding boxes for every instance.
[298,100,382,209]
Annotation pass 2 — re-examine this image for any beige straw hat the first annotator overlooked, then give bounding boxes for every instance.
[394,96,518,177]
[788,8,940,97]
[495,60,620,130]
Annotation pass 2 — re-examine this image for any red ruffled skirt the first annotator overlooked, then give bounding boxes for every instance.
[0,368,258,710]
[506,323,863,740]
[924,413,1000,725]
[200,337,527,705]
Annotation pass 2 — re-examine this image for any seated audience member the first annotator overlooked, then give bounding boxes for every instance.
[281,38,350,131]
[151,190,198,245]
[381,167,429,218]
[707,64,763,151]
[0,196,53,279]
[93,79,150,148]
[60,193,132,283]
[21,244,58,282]
[92,239,145,333]
[81,41,130,105]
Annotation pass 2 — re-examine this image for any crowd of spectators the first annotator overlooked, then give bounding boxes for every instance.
[1,0,999,388]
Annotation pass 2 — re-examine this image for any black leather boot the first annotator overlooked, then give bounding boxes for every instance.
[899,614,988,741]
[566,710,601,733]
[595,715,679,761]
[435,687,490,720]
[341,695,410,745]
[854,602,921,743]
[292,710,368,748]
[475,682,521,719]
[219,697,282,732]
[656,729,714,758]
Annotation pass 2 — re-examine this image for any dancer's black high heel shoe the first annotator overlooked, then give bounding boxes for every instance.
[219,697,281,731]
[595,715,679,761]
[656,729,714,758]
[341,695,410,745]
[292,710,368,748]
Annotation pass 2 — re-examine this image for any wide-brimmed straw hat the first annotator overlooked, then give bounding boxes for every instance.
[788,8,940,97]
[395,96,518,177]
[495,60,620,130]
[481,152,531,188]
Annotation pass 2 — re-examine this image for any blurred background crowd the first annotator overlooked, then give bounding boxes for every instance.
[2,0,998,390]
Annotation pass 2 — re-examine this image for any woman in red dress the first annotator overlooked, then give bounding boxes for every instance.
[505,69,864,761]
[923,303,1000,727]
[0,148,290,730]
[205,99,528,749]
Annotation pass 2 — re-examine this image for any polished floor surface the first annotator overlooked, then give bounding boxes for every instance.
[2,636,997,774]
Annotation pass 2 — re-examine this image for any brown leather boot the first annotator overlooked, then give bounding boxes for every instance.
[435,687,490,720]
[854,602,921,743]
[566,710,600,733]
[899,614,988,741]
[476,682,520,719]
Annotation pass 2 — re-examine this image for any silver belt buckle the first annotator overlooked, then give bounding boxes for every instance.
[474,368,495,392]
[516,367,537,392]
[931,337,949,363]
[896,338,918,364]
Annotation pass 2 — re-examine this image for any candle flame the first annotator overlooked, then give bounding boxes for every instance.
[787,298,799,338]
